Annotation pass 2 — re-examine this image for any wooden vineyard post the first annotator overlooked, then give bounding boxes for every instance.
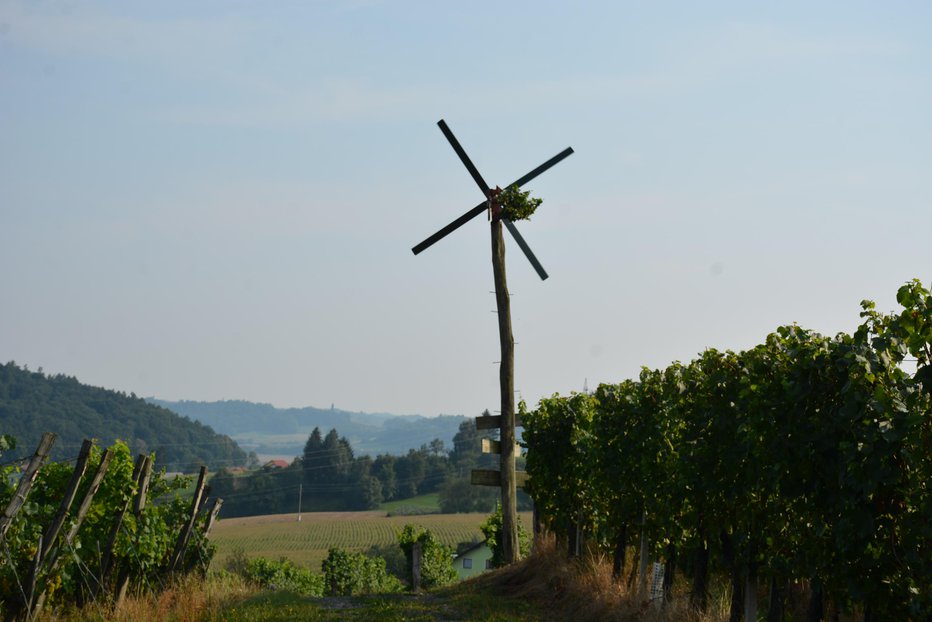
[0,432,56,544]
[40,440,94,560]
[185,497,225,576]
[168,466,208,575]
[113,455,153,606]
[98,454,149,596]
[32,448,114,618]
[411,542,422,591]
[637,511,649,597]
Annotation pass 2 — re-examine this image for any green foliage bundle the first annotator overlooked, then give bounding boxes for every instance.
[497,185,542,221]
[479,504,531,568]
[523,279,932,620]
[397,524,458,589]
[321,548,403,596]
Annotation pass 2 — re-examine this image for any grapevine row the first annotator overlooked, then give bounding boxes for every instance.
[522,279,931,620]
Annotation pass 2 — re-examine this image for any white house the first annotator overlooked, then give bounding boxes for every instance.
[453,540,494,580]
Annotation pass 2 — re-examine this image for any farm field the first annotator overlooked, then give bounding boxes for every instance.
[209,510,533,572]
[378,492,440,514]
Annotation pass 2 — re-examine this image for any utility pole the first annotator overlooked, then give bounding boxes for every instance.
[490,195,519,564]
[297,483,302,522]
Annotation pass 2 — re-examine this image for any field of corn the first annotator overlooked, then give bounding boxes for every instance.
[209,511,533,571]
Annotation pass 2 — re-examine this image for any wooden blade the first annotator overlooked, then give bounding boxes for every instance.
[509,147,574,189]
[437,119,491,198]
[412,200,487,255]
[503,218,548,280]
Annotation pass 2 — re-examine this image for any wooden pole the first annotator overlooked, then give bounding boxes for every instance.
[98,454,148,596]
[0,432,56,544]
[411,542,422,591]
[41,440,94,560]
[168,466,208,575]
[491,216,519,565]
[113,455,153,606]
[32,448,113,617]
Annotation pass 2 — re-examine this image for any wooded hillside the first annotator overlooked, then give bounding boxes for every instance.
[0,361,246,472]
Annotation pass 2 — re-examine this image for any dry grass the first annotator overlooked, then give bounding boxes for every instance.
[469,534,728,622]
[36,573,253,622]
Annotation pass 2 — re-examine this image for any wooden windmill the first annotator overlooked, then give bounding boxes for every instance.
[412,119,573,564]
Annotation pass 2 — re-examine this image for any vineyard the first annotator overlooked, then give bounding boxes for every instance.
[0,437,218,621]
[522,279,931,620]
[209,510,533,571]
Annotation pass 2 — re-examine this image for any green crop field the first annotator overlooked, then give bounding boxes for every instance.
[378,492,441,514]
[209,510,532,572]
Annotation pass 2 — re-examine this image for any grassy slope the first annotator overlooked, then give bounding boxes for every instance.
[210,510,533,572]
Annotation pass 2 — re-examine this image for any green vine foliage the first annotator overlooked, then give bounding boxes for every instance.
[497,185,542,221]
[522,280,932,619]
[0,440,216,615]
[241,556,325,596]
[397,524,457,589]
[322,548,402,596]
[479,504,530,568]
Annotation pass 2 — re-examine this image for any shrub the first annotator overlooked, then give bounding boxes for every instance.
[397,524,457,589]
[321,548,403,596]
[364,543,407,582]
[241,557,324,596]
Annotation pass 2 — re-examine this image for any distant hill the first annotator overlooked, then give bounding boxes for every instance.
[0,362,246,472]
[147,399,468,458]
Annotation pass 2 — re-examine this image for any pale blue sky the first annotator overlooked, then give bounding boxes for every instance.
[2,1,929,418]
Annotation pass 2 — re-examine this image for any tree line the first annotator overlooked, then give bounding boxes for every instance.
[0,362,247,472]
[211,415,534,517]
[523,279,931,621]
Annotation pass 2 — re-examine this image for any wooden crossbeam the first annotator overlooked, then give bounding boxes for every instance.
[471,469,528,488]
[481,438,522,455]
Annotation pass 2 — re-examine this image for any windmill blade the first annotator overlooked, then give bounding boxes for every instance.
[509,147,574,189]
[412,200,487,255]
[438,119,492,198]
[502,218,549,280]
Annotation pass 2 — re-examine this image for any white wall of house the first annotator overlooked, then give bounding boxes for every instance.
[453,542,494,580]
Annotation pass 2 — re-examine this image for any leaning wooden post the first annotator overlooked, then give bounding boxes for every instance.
[637,511,649,597]
[23,535,43,621]
[0,432,56,544]
[113,455,153,606]
[491,204,519,566]
[41,440,94,560]
[185,497,224,576]
[411,542,422,591]
[168,466,208,575]
[98,454,148,595]
[202,497,223,538]
[32,448,113,617]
